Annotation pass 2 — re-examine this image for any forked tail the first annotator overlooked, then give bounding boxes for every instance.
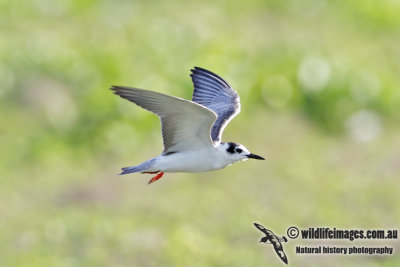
[119,158,156,175]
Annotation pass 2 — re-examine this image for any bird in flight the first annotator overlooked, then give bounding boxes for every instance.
[254,223,288,264]
[111,67,264,184]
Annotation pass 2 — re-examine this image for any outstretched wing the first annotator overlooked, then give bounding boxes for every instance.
[190,67,240,144]
[253,223,274,237]
[111,86,217,153]
[272,241,288,264]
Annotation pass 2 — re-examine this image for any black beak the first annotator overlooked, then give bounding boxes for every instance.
[247,153,265,160]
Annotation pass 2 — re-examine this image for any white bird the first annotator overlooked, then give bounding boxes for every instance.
[111,67,264,184]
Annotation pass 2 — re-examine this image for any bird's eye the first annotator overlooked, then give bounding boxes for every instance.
[236,148,242,153]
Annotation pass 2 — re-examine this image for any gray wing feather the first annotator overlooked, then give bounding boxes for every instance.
[190,67,240,143]
[111,86,217,153]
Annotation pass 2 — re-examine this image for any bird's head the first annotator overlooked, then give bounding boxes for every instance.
[219,142,265,163]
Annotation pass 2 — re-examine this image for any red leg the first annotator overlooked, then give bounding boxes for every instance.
[147,172,164,184]
[142,171,159,174]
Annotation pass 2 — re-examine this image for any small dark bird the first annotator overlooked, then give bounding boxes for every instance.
[254,222,288,264]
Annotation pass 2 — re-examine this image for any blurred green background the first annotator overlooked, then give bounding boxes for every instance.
[1,0,400,266]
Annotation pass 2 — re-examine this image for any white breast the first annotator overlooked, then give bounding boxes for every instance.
[155,148,231,173]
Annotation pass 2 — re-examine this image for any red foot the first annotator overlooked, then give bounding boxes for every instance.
[148,172,164,184]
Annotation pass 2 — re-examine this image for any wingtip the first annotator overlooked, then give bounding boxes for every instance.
[110,85,125,90]
[190,66,199,74]
[193,66,207,71]
[110,86,133,97]
[191,66,209,74]
[110,85,119,92]
[190,66,232,88]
